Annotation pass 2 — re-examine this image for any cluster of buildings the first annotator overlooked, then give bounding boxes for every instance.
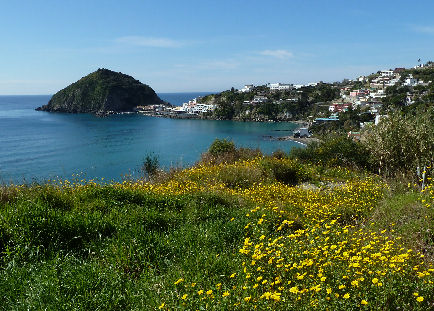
[176,98,216,114]
[334,67,431,116]
[238,81,321,94]
[136,97,216,116]
[369,69,401,88]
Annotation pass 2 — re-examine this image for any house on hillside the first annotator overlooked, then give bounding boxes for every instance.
[404,75,418,86]
[252,95,268,104]
[268,83,292,91]
[329,102,352,112]
[313,114,339,124]
[380,70,394,77]
[239,84,254,93]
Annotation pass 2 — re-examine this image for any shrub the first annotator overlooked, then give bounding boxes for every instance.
[260,158,309,185]
[208,139,236,156]
[290,135,371,170]
[362,109,434,177]
[142,153,159,180]
[271,149,287,159]
[200,139,262,165]
[215,165,265,189]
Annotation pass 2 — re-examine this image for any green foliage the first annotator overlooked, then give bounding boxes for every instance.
[311,84,340,102]
[142,153,160,180]
[310,107,375,135]
[208,139,236,156]
[213,101,235,119]
[291,135,371,170]
[257,102,279,120]
[214,165,266,189]
[200,139,262,165]
[260,158,309,185]
[368,191,434,257]
[204,83,341,121]
[362,109,434,176]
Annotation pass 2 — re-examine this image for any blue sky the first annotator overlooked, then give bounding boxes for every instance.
[1,0,433,94]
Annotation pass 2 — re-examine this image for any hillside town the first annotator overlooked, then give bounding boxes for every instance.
[136,61,433,136]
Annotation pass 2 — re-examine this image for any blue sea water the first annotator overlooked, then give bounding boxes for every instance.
[0,94,302,184]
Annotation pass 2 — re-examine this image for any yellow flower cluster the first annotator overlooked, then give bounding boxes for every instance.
[156,159,433,309]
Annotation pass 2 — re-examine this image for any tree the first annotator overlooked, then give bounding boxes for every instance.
[362,109,434,176]
[214,101,235,119]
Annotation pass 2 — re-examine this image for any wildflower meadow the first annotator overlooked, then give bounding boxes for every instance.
[0,155,432,310]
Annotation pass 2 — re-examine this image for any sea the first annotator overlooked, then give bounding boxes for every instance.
[0,93,303,184]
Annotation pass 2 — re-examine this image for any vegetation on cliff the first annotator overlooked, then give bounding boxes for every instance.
[199,84,340,121]
[36,69,164,114]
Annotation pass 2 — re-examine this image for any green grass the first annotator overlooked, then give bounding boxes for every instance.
[0,159,432,310]
[0,186,258,310]
[367,189,434,261]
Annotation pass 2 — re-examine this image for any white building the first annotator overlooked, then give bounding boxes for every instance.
[380,70,394,77]
[268,83,292,91]
[190,104,216,114]
[404,75,418,86]
[370,89,386,99]
[239,84,254,93]
[386,78,400,86]
[252,95,268,104]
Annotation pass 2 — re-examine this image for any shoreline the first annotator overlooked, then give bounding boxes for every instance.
[276,136,321,146]
[137,111,309,125]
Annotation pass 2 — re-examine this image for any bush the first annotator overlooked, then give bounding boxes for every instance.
[208,139,236,156]
[361,109,434,177]
[200,139,262,165]
[142,153,159,180]
[271,149,287,159]
[290,135,371,170]
[214,165,266,189]
[260,158,309,185]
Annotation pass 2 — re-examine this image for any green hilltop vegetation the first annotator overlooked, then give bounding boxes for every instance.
[36,69,165,114]
[1,130,433,309]
[199,84,340,121]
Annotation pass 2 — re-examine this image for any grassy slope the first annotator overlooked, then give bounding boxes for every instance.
[0,158,433,310]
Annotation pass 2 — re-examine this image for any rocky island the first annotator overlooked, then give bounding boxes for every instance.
[36,68,165,115]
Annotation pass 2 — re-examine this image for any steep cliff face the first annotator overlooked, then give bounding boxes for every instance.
[36,69,165,114]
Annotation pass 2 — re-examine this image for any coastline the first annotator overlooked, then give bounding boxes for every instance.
[275,136,321,146]
[137,110,310,125]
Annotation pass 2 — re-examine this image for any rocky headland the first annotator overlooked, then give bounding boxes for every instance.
[36,69,165,115]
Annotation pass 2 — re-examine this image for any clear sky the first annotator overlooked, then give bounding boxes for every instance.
[1,0,433,94]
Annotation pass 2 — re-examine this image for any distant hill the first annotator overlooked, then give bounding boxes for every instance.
[36,69,165,114]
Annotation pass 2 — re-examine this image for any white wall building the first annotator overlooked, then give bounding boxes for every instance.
[404,75,418,86]
[239,84,254,93]
[380,70,394,77]
[268,83,292,91]
[252,95,268,103]
[189,104,216,114]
